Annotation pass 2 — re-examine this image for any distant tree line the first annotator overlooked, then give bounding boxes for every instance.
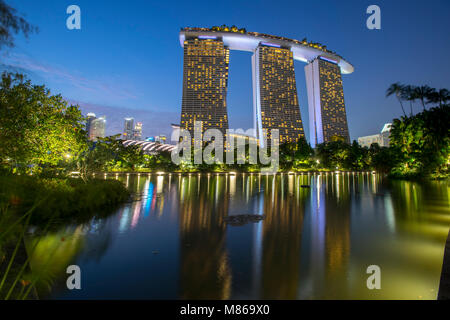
[386,83,449,116]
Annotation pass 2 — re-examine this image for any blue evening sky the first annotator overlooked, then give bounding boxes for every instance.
[2,0,449,141]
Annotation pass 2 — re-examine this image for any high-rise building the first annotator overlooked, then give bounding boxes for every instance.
[179,28,355,149]
[133,122,143,141]
[252,44,304,146]
[180,37,230,141]
[86,113,96,137]
[305,57,350,147]
[89,116,106,141]
[123,117,134,140]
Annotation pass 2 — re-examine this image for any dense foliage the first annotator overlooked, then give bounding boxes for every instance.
[0,174,129,228]
[389,105,449,179]
[0,73,87,173]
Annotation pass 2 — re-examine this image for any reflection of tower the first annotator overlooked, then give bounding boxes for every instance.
[298,174,351,299]
[324,174,351,297]
[260,175,307,299]
[305,57,350,147]
[178,176,231,299]
[180,37,230,140]
[252,44,304,147]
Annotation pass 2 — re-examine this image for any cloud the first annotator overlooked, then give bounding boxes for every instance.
[0,52,138,100]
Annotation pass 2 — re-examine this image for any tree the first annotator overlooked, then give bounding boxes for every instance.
[427,88,450,108]
[0,0,37,49]
[414,85,434,111]
[368,143,400,173]
[315,141,352,170]
[401,85,417,116]
[386,83,407,117]
[280,137,313,170]
[0,73,87,173]
[389,105,449,178]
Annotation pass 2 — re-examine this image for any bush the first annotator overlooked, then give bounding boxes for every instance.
[0,175,130,229]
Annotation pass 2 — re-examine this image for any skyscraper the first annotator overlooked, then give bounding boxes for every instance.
[86,113,96,137]
[305,57,350,147]
[123,117,134,140]
[89,116,106,141]
[180,37,230,141]
[252,44,304,146]
[133,122,143,141]
[179,28,354,149]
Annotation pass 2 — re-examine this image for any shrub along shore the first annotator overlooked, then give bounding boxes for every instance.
[0,174,130,228]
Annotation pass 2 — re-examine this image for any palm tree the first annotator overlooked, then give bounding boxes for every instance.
[428,88,450,108]
[401,85,417,116]
[441,89,450,106]
[386,83,406,116]
[414,85,434,110]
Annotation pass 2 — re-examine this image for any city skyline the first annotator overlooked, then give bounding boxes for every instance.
[1,0,449,143]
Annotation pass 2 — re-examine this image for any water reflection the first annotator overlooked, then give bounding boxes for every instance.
[29,173,449,300]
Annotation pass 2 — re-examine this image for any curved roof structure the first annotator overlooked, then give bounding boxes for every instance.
[180,27,354,74]
[123,140,176,154]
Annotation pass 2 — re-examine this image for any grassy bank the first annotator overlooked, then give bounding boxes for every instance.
[0,174,129,299]
[0,174,130,228]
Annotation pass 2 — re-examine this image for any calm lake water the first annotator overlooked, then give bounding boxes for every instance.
[29,173,449,300]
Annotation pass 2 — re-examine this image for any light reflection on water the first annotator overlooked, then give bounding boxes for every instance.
[29,173,449,300]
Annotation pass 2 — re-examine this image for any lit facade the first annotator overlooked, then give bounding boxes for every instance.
[86,113,96,137]
[179,28,354,149]
[123,117,134,140]
[358,123,392,148]
[180,38,230,141]
[133,122,143,141]
[305,57,350,147]
[252,44,304,146]
[89,116,106,141]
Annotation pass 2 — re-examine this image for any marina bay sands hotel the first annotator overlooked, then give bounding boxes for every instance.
[179,26,354,147]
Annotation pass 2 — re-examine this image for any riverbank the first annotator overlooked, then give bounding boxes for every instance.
[0,175,130,228]
[438,229,450,300]
[0,174,130,299]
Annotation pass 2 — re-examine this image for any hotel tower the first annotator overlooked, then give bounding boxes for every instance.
[179,27,354,148]
[180,37,230,141]
[252,43,304,146]
[305,57,350,147]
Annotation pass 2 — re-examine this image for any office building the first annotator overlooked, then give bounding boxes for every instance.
[358,123,392,148]
[133,122,143,141]
[89,116,106,141]
[123,117,134,140]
